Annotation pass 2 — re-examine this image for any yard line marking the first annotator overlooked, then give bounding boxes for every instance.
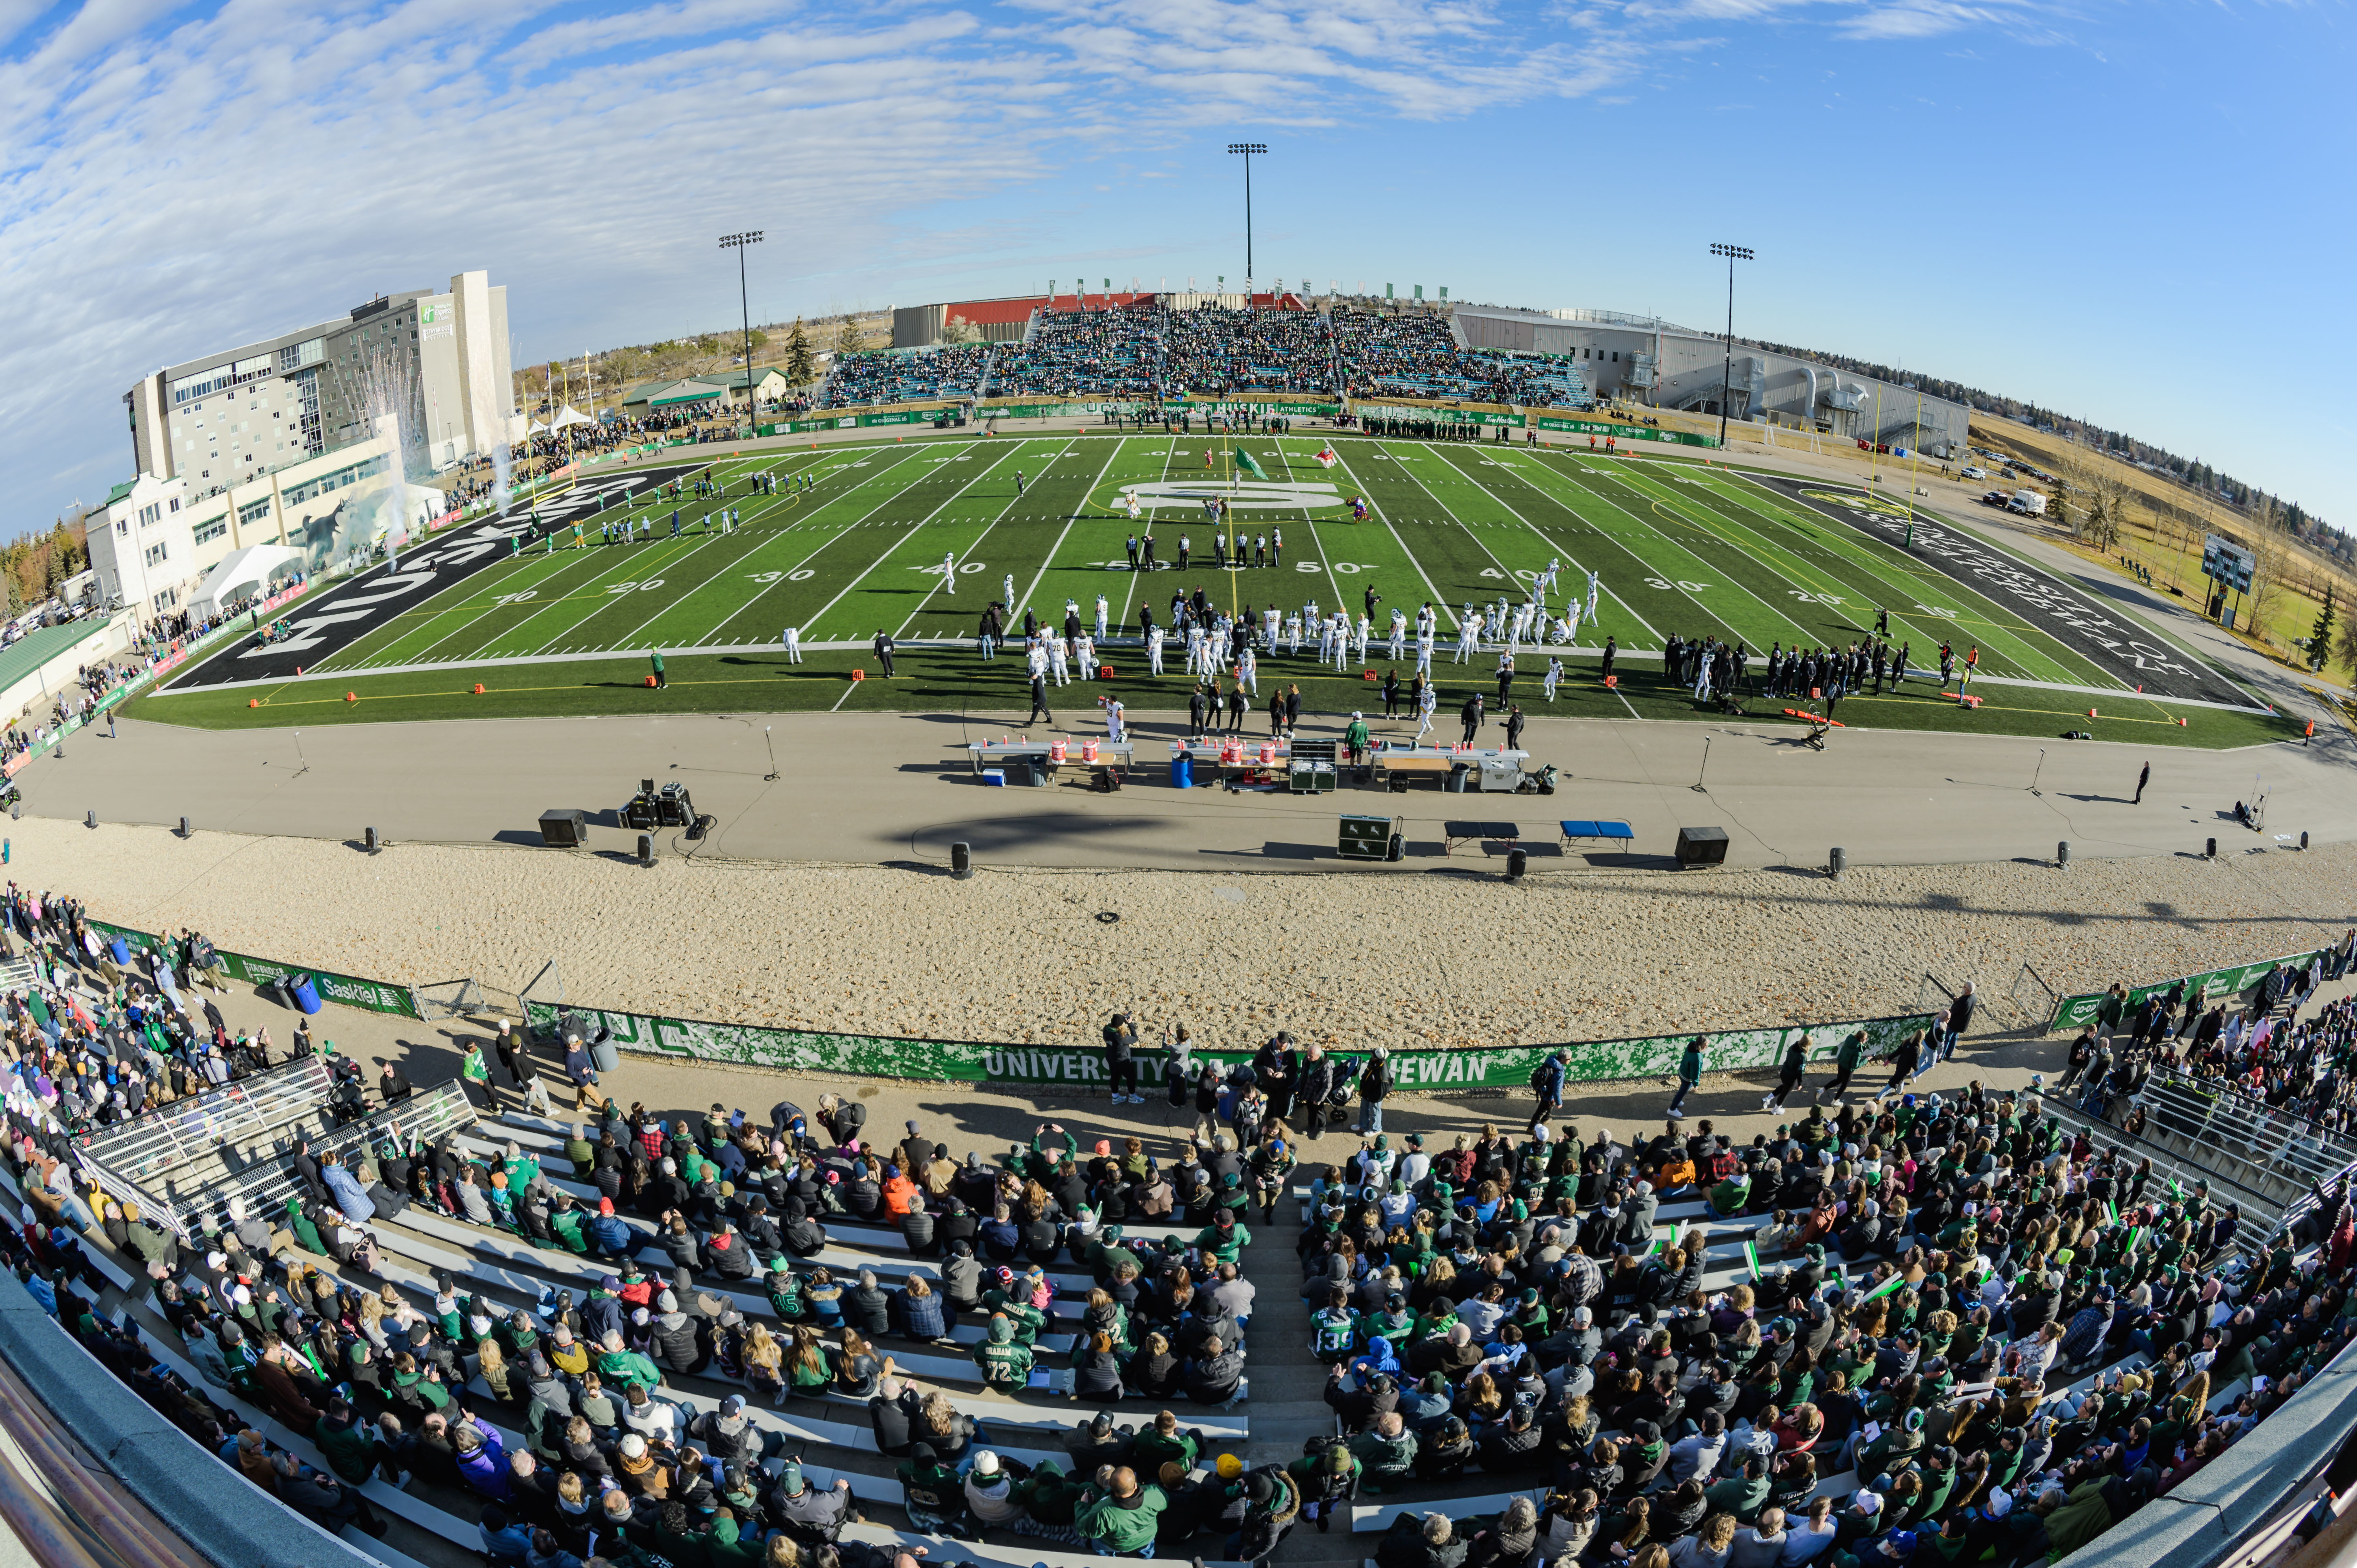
[1006,438,1114,634]
[692,447,956,645]
[893,437,1097,641]
[1413,444,1665,643]
[799,439,1046,642]
[1316,443,1457,630]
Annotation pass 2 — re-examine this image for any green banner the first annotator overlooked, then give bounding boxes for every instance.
[1533,416,1717,448]
[524,1002,1935,1093]
[84,918,420,1020]
[1354,403,1521,427]
[2050,949,2326,1033]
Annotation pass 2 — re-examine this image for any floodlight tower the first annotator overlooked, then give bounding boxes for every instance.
[1228,143,1267,306]
[1709,243,1753,453]
[719,232,764,420]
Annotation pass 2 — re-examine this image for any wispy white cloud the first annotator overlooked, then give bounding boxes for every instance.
[0,0,2057,528]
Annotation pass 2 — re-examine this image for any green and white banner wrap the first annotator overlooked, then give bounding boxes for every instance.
[523,1004,1937,1092]
[2048,949,2325,1033]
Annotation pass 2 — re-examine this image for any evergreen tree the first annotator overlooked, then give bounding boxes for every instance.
[832,316,867,357]
[783,319,816,388]
[2311,586,2338,672]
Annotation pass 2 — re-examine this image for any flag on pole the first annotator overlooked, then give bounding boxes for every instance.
[1315,443,1338,469]
[1744,1240,1762,1281]
[1233,449,1267,480]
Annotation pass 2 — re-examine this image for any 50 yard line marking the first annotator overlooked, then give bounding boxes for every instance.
[1316,443,1457,629]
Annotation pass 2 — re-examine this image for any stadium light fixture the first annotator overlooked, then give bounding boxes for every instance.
[1227,142,1267,305]
[719,232,765,418]
[1709,243,1753,453]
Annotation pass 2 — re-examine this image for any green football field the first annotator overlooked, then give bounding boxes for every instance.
[135,429,2291,749]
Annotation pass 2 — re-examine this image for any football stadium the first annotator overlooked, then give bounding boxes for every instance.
[2,16,2354,1568]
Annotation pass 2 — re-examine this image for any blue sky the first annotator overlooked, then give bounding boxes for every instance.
[8,0,2350,537]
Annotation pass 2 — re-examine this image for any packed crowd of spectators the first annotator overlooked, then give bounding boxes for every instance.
[1161,308,1339,397]
[822,348,992,409]
[1331,311,1593,407]
[994,302,1168,399]
[1198,1020,2355,1568]
[2061,944,2355,1140]
[0,955,1294,1565]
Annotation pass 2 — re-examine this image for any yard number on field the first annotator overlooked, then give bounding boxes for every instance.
[605,579,665,594]
[1646,577,1712,592]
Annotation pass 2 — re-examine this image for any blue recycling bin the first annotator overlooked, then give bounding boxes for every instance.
[1170,752,1193,789]
[109,937,131,965]
[288,973,324,1014]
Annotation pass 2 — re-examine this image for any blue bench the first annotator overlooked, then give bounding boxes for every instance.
[1560,818,1635,849]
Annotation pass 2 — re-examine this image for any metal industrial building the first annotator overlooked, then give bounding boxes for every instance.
[887,289,1965,454]
[1451,304,1968,454]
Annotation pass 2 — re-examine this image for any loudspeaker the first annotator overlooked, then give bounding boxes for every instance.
[637,833,654,866]
[364,827,379,852]
[1505,847,1528,881]
[84,810,95,829]
[2057,840,2070,867]
[951,842,973,879]
[1828,846,1846,880]
[177,815,189,837]
[1676,826,1729,868]
[2206,837,2217,859]
[538,809,588,848]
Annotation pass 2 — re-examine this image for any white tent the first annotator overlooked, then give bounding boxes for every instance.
[550,405,597,430]
[527,419,551,435]
[189,544,306,620]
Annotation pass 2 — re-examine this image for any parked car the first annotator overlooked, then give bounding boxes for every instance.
[1960,465,1988,480]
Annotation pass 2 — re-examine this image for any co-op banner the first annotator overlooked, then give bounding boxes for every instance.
[84,918,420,1020]
[2049,949,2327,1034]
[524,1002,1937,1092]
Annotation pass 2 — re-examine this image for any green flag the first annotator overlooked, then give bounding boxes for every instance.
[1744,1240,1762,1281]
[1233,448,1266,479]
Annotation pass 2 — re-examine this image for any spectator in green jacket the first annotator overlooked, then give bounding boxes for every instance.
[1669,1038,1705,1118]
[596,1330,661,1394]
[1703,1454,1772,1523]
[1076,1465,1167,1555]
[974,1314,1034,1389]
[1351,1412,1419,1490]
[1128,1409,1201,1475]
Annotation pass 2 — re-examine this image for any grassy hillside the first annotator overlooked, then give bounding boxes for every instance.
[1970,419,2353,677]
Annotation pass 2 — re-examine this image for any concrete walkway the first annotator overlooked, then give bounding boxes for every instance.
[18,696,2346,876]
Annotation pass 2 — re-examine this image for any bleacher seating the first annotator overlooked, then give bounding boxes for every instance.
[0,1092,1258,1568]
[1272,1077,2346,1568]
[822,346,992,409]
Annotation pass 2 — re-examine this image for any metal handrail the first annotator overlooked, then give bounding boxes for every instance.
[2139,1069,2357,1189]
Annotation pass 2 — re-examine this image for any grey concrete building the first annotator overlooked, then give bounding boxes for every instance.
[122,270,519,503]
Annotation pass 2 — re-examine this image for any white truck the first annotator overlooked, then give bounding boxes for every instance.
[2006,489,2048,516]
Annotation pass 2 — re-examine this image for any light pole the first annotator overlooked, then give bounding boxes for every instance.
[1227,143,1266,304]
[719,232,764,425]
[1709,243,1753,454]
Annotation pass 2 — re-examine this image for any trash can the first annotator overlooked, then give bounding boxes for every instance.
[1171,752,1193,789]
[1445,765,1470,793]
[590,1032,620,1073]
[288,972,324,1014]
[109,937,131,965]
